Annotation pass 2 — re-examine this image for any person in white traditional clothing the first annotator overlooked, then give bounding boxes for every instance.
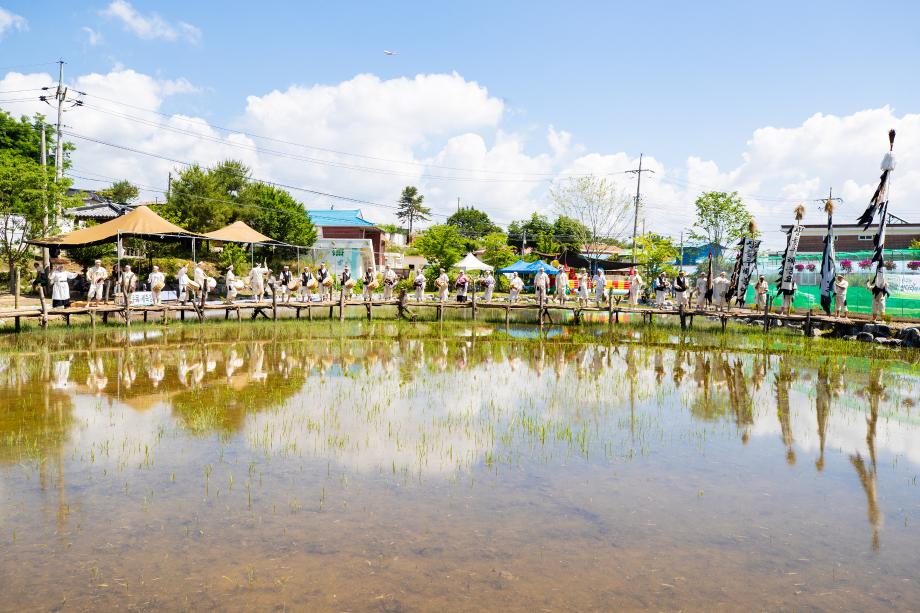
[534,268,549,303]
[340,265,354,300]
[383,264,398,301]
[713,272,731,311]
[177,264,191,303]
[628,269,643,306]
[119,264,137,300]
[193,261,213,302]
[653,273,669,307]
[86,259,108,305]
[49,264,78,308]
[413,268,426,301]
[249,261,269,302]
[436,268,450,302]
[674,271,689,308]
[455,270,470,302]
[300,266,316,302]
[482,270,495,302]
[754,275,769,311]
[317,263,332,301]
[834,274,849,318]
[593,270,606,304]
[363,267,376,301]
[509,272,524,303]
[224,264,242,303]
[868,272,889,321]
[779,280,797,315]
[277,265,293,302]
[576,269,589,305]
[555,268,568,304]
[148,265,165,305]
[695,275,708,309]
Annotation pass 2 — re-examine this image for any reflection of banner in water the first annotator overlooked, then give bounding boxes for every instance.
[777,224,803,291]
[735,238,761,303]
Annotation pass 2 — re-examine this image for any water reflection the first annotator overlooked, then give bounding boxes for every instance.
[1,324,919,610]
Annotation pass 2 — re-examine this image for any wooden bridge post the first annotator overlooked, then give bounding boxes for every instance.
[471,288,477,320]
[505,303,510,326]
[37,286,48,328]
[763,295,771,333]
[366,301,372,321]
[804,310,813,337]
[679,305,686,330]
[338,288,345,322]
[720,314,728,332]
[538,293,545,326]
[272,286,279,321]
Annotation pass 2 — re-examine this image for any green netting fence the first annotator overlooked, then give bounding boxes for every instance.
[744,248,920,319]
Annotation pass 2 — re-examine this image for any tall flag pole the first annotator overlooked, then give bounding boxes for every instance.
[856,130,896,288]
[734,220,761,306]
[819,199,836,315]
[777,204,806,294]
[704,252,714,304]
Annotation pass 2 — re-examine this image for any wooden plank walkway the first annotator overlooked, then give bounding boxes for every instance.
[2,287,906,337]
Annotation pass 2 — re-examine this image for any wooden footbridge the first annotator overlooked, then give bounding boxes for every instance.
[0,285,898,336]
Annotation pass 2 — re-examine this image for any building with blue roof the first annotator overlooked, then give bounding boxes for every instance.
[306,209,384,266]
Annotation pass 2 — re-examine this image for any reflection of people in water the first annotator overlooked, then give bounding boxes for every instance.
[851,367,884,550]
[51,357,73,390]
[814,361,834,471]
[147,351,165,388]
[86,356,108,395]
[774,358,796,465]
[654,350,665,385]
[672,349,687,386]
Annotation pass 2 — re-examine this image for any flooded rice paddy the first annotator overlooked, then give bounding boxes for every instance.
[1,321,919,611]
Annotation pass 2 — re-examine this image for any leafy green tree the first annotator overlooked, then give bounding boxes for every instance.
[480,232,517,269]
[552,215,591,254]
[411,224,466,269]
[507,213,553,250]
[396,186,430,236]
[0,151,72,291]
[911,238,920,250]
[551,175,631,264]
[689,191,754,261]
[636,233,678,280]
[217,243,248,274]
[241,182,317,247]
[99,180,139,203]
[446,206,499,239]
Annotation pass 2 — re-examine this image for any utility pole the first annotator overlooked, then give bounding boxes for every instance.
[40,122,50,268]
[167,172,173,199]
[54,60,66,182]
[521,230,526,255]
[457,196,461,212]
[626,153,655,268]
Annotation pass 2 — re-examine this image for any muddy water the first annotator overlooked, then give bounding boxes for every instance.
[1,323,919,611]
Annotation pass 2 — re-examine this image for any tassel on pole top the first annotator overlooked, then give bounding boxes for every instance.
[794,203,805,222]
[889,128,896,150]
[824,199,835,215]
[748,219,758,237]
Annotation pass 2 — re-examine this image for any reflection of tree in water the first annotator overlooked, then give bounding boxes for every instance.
[851,366,883,551]
[774,358,796,465]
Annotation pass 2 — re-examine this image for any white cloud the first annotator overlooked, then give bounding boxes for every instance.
[101,0,201,43]
[0,6,27,37]
[1,66,918,250]
[82,26,102,46]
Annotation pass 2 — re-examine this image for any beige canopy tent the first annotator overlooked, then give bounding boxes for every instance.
[203,220,279,245]
[30,205,201,248]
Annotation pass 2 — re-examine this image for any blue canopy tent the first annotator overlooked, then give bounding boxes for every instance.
[525,260,560,275]
[496,259,533,274]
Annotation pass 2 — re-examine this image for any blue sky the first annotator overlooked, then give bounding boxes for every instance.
[2,0,919,245]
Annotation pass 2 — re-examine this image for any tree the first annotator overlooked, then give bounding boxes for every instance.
[396,186,430,236]
[689,191,754,261]
[636,233,678,281]
[479,231,517,269]
[911,238,920,250]
[507,213,553,250]
[552,215,591,254]
[0,111,70,169]
[551,175,631,266]
[410,224,466,269]
[0,151,69,291]
[446,206,499,239]
[241,182,317,247]
[99,180,139,203]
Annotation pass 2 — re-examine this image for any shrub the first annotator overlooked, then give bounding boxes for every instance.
[907,261,920,271]
[794,263,805,271]
[858,259,872,270]
[805,263,816,271]
[884,260,896,270]
[840,259,853,272]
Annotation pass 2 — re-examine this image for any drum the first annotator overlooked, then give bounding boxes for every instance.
[186,279,201,291]
[367,279,379,290]
[322,277,333,287]
[306,278,319,290]
[205,277,217,291]
[287,279,301,291]
[435,278,447,289]
[231,279,245,291]
[151,280,165,291]
[344,279,357,289]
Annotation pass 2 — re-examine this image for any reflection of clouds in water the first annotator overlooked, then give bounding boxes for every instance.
[245,345,631,477]
[63,394,172,469]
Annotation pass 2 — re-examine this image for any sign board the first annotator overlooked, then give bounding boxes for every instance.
[128,290,178,306]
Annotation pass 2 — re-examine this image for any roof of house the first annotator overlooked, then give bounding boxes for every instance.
[306,209,376,228]
[66,201,141,220]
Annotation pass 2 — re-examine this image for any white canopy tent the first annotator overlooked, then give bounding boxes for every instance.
[453,253,493,271]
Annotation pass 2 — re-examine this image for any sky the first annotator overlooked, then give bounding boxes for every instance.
[2,0,920,249]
